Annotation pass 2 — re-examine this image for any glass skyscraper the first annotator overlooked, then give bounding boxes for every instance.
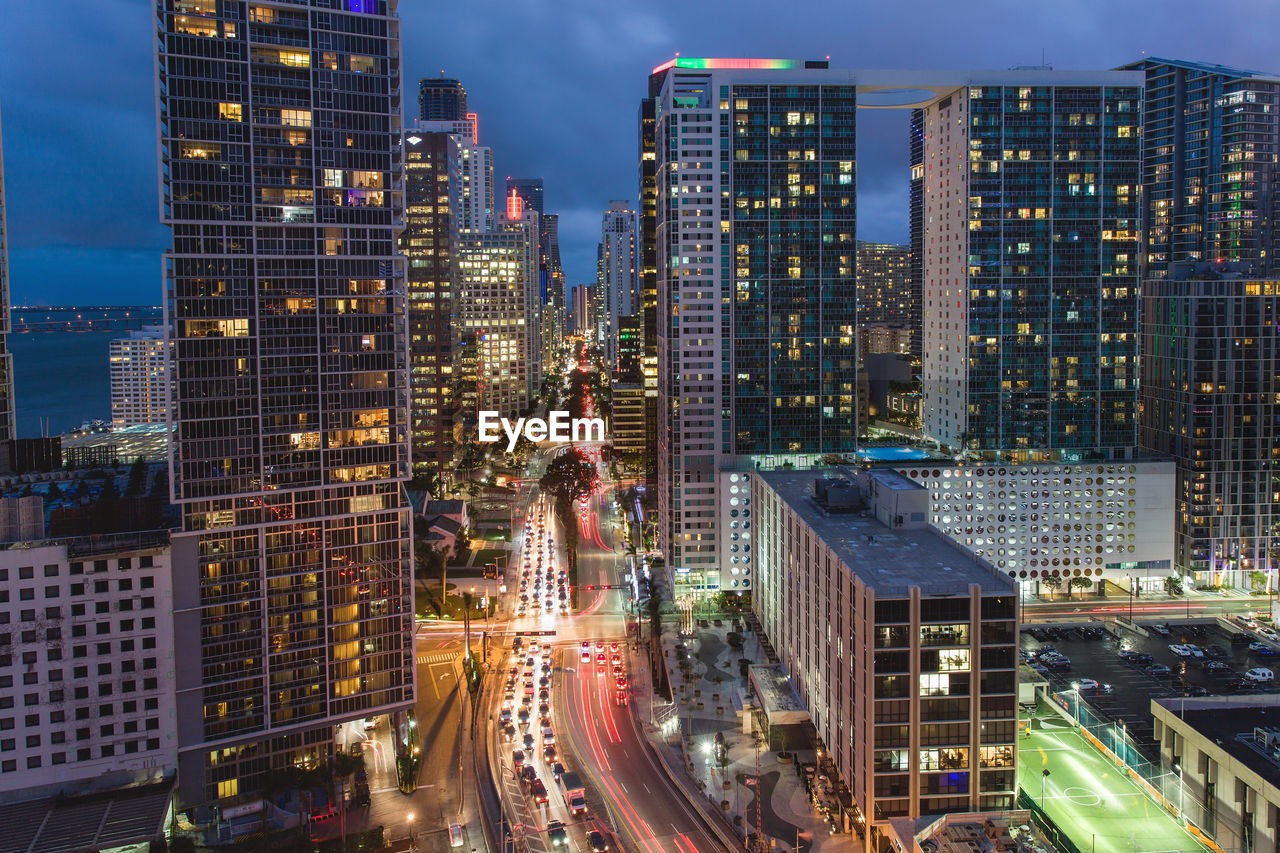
[0,103,13,460]
[156,0,414,804]
[921,75,1143,459]
[417,77,468,122]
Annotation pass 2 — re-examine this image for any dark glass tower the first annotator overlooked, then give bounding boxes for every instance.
[404,131,458,483]
[157,0,414,804]
[1120,58,1280,277]
[417,77,468,122]
[0,103,13,460]
[638,91,659,485]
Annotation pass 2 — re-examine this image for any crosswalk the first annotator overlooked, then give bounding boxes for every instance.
[415,651,458,666]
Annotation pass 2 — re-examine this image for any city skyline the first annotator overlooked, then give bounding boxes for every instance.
[0,1,1277,304]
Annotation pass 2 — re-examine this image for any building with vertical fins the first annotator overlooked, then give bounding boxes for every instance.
[417,77,467,122]
[906,108,924,359]
[0,103,14,461]
[638,91,660,485]
[156,0,415,804]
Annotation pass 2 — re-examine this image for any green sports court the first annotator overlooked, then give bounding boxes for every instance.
[1018,720,1207,853]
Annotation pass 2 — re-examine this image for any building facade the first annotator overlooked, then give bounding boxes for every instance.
[638,92,660,486]
[892,458,1176,595]
[417,77,467,122]
[1121,58,1280,277]
[650,58,858,594]
[598,200,637,369]
[403,130,459,481]
[856,241,913,340]
[0,533,176,803]
[458,141,494,233]
[920,73,1143,459]
[1141,273,1280,583]
[0,103,14,459]
[109,326,170,427]
[156,0,415,804]
[457,213,540,418]
[752,468,1019,848]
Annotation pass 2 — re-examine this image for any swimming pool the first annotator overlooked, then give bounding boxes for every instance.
[855,447,935,462]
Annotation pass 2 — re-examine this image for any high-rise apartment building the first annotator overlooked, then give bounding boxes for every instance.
[458,142,494,232]
[649,58,857,590]
[752,467,1019,844]
[457,211,540,417]
[506,177,544,217]
[156,0,415,804]
[598,200,637,368]
[1123,58,1280,585]
[572,283,592,337]
[1141,271,1280,582]
[109,326,170,427]
[856,241,913,337]
[542,212,566,362]
[0,104,14,457]
[638,92,660,485]
[920,72,1143,459]
[1120,58,1280,277]
[907,108,924,359]
[417,77,467,122]
[403,129,459,481]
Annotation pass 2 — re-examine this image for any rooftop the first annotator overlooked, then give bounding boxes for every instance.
[0,782,170,853]
[1155,698,1280,792]
[754,468,1013,596]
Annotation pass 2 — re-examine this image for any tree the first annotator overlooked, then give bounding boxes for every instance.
[1163,575,1184,597]
[1067,576,1093,600]
[1039,575,1063,598]
[539,450,598,586]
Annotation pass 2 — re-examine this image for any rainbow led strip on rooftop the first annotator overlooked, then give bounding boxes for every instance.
[651,57,800,74]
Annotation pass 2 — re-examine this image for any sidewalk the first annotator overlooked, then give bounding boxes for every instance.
[627,617,853,852]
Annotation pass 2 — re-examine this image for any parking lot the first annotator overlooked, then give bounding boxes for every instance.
[1021,619,1278,752]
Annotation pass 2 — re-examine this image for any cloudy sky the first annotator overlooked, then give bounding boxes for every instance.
[1,0,1276,304]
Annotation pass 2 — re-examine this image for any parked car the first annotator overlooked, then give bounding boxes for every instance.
[1250,643,1279,656]
[1169,644,1194,657]
[1230,632,1251,644]
[449,824,464,848]
[1150,624,1171,636]
[1245,668,1275,683]
[1147,664,1171,677]
[1204,661,1233,674]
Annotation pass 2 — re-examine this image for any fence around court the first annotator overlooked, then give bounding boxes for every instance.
[1015,788,1082,853]
[1049,689,1235,853]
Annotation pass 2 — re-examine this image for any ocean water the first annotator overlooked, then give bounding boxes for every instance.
[8,307,163,438]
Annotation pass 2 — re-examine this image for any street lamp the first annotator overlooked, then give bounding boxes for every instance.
[406,813,416,849]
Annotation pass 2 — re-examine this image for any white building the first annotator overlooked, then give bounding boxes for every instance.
[0,532,175,802]
[109,325,170,427]
[892,458,1175,594]
[598,200,637,368]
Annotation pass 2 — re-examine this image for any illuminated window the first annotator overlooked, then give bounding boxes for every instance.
[219,103,242,122]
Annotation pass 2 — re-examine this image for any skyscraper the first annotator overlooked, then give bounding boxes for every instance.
[458,141,495,232]
[0,103,14,458]
[156,0,414,804]
[638,92,660,485]
[506,177,544,216]
[597,200,637,368]
[649,58,857,591]
[1123,59,1280,585]
[1120,58,1280,277]
[920,73,1143,459]
[417,77,468,122]
[856,241,913,331]
[109,326,170,427]
[907,108,924,359]
[457,209,540,417]
[403,129,459,482]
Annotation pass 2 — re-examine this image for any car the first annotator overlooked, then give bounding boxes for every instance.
[362,718,377,731]
[543,745,557,762]
[615,689,629,706]
[547,820,569,848]
[596,654,607,666]
[539,688,551,702]
[1169,644,1192,657]
[523,733,535,751]
[1204,661,1232,674]
[1041,655,1071,669]
[1203,645,1228,659]
[1251,643,1279,656]
[541,662,552,675]
[521,764,538,787]
[531,778,549,804]
[503,724,516,742]
[1118,650,1142,662]
[1151,624,1171,636]
[1185,686,1209,697]
[551,761,566,780]
[538,702,551,718]
[517,708,530,727]
[1185,644,1205,658]
[1245,667,1275,683]
[581,649,592,663]
[1075,679,1101,691]
[1147,664,1171,677]
[610,642,620,653]
[1261,628,1280,642]
[449,824,465,848]
[587,830,610,851]
[1230,632,1251,644]
[512,749,525,769]
[542,727,555,746]
[596,642,605,652]
[615,676,629,690]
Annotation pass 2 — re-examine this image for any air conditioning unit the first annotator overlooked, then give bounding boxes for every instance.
[1253,726,1280,750]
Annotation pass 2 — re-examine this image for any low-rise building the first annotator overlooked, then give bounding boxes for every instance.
[0,530,175,802]
[752,467,1019,849]
[1152,696,1280,853]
